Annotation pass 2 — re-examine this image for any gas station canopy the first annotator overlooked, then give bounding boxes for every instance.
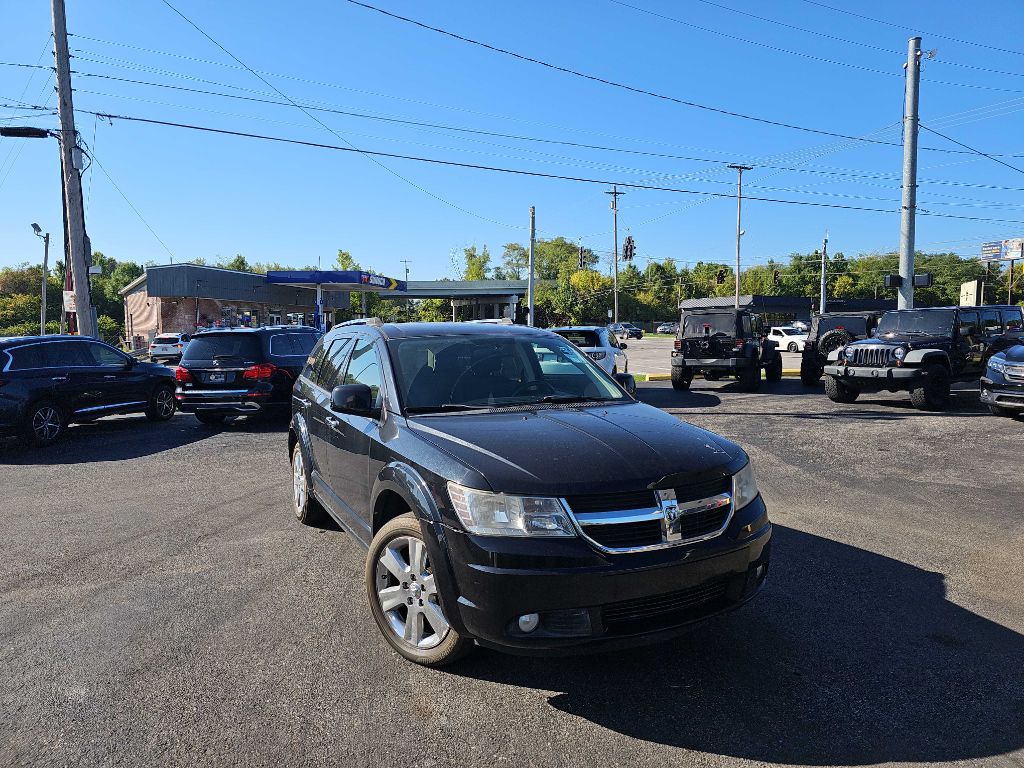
[265,270,407,293]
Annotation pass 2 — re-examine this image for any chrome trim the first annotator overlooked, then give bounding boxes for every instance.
[562,487,734,554]
[176,389,251,396]
[74,400,146,415]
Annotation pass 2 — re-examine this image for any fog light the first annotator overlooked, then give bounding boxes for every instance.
[518,613,540,633]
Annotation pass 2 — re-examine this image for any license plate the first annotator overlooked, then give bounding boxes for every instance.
[209,373,225,383]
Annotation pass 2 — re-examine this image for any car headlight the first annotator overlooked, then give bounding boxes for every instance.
[988,357,1007,375]
[588,351,607,360]
[893,346,906,361]
[447,483,576,537]
[844,346,857,360]
[732,461,759,510]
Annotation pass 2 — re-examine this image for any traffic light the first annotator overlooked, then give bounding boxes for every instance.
[716,269,726,285]
[578,245,586,270]
[622,236,635,261]
[773,270,780,286]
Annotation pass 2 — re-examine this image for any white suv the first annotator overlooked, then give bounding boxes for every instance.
[149,333,191,363]
[768,326,807,352]
[550,326,628,375]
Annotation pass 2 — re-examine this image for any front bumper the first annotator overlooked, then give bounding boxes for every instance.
[980,377,1024,410]
[440,495,771,655]
[824,363,923,389]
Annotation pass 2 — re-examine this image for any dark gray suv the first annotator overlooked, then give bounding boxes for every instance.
[288,320,771,666]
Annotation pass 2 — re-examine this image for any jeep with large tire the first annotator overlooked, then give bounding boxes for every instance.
[671,309,782,392]
[799,311,882,386]
[822,305,1024,411]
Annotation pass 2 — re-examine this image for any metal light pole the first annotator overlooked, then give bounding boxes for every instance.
[605,186,625,323]
[728,165,752,308]
[527,206,536,326]
[898,37,922,310]
[32,224,50,335]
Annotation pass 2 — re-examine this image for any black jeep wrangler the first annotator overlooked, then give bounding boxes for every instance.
[671,309,782,392]
[800,311,882,386]
[823,305,1024,411]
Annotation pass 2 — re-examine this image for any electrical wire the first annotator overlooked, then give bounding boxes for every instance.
[919,123,1024,177]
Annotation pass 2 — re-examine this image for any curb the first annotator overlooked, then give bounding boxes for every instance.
[636,369,803,380]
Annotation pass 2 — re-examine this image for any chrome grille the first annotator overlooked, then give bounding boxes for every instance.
[1005,365,1024,382]
[849,345,893,367]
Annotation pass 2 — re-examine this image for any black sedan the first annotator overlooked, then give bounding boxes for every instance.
[0,335,176,447]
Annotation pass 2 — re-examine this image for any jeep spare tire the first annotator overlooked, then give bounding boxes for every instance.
[817,329,854,361]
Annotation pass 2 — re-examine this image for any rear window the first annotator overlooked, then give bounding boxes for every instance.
[154,335,180,344]
[1002,308,1023,331]
[182,334,262,362]
[269,333,319,357]
[682,314,736,336]
[816,316,868,336]
[554,330,601,348]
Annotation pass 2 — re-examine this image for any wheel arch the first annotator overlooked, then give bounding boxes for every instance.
[371,462,442,534]
[904,349,951,368]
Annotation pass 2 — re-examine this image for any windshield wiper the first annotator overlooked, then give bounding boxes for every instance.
[405,404,492,414]
[533,395,612,405]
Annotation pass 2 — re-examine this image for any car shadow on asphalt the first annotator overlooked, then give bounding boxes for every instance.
[635,386,722,409]
[449,525,1024,765]
[0,413,288,465]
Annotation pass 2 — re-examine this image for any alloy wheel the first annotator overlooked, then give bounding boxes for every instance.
[31,406,61,442]
[155,388,175,418]
[375,535,449,650]
[292,449,307,518]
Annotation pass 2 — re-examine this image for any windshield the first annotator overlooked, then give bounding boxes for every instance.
[815,316,868,336]
[553,329,601,348]
[388,334,628,412]
[682,314,736,337]
[876,310,955,338]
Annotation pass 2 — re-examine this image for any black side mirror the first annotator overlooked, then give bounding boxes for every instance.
[331,383,379,417]
[182,334,191,342]
[613,372,637,396]
[124,356,136,369]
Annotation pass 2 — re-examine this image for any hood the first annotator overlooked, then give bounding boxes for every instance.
[849,335,949,349]
[1001,344,1024,363]
[405,402,744,497]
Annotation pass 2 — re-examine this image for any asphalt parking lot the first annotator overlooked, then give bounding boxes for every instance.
[2,381,1023,767]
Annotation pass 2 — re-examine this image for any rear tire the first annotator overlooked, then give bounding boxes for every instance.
[145,384,177,421]
[365,513,472,667]
[800,359,822,386]
[738,365,760,392]
[765,356,783,383]
[824,375,859,403]
[671,366,693,391]
[909,364,950,411]
[788,342,799,353]
[20,400,65,448]
[195,411,226,425]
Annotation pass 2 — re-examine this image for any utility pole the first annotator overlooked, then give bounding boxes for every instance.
[818,231,829,315]
[52,0,96,337]
[527,206,536,326]
[33,225,50,335]
[605,186,624,322]
[728,165,752,308]
[400,258,411,319]
[898,36,922,310]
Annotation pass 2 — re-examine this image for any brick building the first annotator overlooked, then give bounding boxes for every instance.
[120,264,350,349]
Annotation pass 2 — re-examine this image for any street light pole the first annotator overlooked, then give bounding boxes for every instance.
[728,165,752,309]
[33,224,50,335]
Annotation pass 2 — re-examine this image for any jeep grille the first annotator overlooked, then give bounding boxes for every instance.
[849,345,894,367]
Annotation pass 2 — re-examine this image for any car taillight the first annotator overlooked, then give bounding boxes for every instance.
[734,339,745,350]
[175,366,193,383]
[673,339,682,351]
[243,363,278,381]
[175,343,183,348]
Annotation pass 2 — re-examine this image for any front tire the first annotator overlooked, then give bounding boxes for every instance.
[671,366,693,391]
[365,514,471,667]
[824,375,859,403]
[800,359,822,386]
[910,364,950,411]
[765,356,783,383]
[788,342,799,353]
[21,400,65,447]
[738,364,761,392]
[145,384,177,421]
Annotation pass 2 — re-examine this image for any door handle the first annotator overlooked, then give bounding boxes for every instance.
[325,416,342,430]
[103,375,117,379]
[51,375,68,381]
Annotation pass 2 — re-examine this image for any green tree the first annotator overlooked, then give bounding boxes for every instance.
[216,254,252,272]
[461,245,491,281]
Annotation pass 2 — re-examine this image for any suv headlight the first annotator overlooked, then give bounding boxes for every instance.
[588,351,607,360]
[893,346,906,361]
[844,346,857,360]
[732,462,759,510]
[447,483,576,537]
[989,357,1006,375]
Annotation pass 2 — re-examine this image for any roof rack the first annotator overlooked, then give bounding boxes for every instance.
[335,317,383,328]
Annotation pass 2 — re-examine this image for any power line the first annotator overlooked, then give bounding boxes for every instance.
[919,123,1024,177]
[156,0,519,229]
[72,107,1024,226]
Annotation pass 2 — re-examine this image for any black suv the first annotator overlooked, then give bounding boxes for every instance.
[176,326,320,424]
[823,305,1024,410]
[799,311,882,385]
[671,309,782,392]
[0,335,177,447]
[289,321,770,666]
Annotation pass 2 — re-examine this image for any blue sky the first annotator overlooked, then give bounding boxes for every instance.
[2,0,1023,280]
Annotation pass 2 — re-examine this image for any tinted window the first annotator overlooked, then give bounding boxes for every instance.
[343,340,383,409]
[182,334,262,362]
[682,314,736,336]
[154,335,180,344]
[301,339,329,382]
[86,342,127,366]
[876,310,955,337]
[958,311,979,331]
[6,344,48,370]
[269,333,319,357]
[980,310,1002,334]
[816,316,868,336]
[1002,308,1022,332]
[554,330,601,348]
[316,337,353,389]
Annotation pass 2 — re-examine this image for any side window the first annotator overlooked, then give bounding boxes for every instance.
[980,310,1002,334]
[316,337,353,390]
[742,316,752,335]
[958,311,978,333]
[85,342,127,366]
[301,340,329,382]
[7,344,47,370]
[343,339,383,409]
[43,340,95,367]
[606,331,619,349]
[1002,308,1023,332]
